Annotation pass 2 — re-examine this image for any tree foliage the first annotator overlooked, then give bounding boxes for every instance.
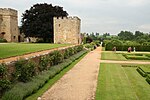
[21,3,68,42]
[118,31,134,40]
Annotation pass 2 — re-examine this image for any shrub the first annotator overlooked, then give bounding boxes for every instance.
[0,64,11,96]
[68,47,74,56]
[48,50,64,66]
[2,50,87,100]
[94,40,100,46]
[39,55,49,71]
[0,38,7,43]
[14,59,36,82]
[64,49,70,59]
[0,63,7,78]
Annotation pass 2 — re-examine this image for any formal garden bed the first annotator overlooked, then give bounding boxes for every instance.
[136,66,150,84]
[96,63,150,100]
[122,53,150,60]
[0,45,87,100]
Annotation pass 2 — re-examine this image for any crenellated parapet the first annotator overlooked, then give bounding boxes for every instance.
[54,16,80,21]
[0,8,17,17]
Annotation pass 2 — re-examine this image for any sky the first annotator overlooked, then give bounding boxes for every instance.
[0,0,150,34]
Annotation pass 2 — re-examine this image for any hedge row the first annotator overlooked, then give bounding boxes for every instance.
[146,75,150,84]
[0,45,83,97]
[123,54,150,60]
[2,50,87,100]
[106,45,150,51]
[136,67,147,77]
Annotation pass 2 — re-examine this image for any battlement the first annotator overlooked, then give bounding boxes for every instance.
[54,16,80,21]
[0,8,17,17]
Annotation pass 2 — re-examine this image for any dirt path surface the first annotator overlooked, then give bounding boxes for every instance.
[41,47,101,100]
[0,45,75,64]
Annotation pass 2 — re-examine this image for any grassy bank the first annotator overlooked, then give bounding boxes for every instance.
[0,43,69,59]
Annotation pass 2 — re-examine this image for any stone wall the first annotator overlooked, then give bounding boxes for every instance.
[54,16,81,44]
[0,8,19,42]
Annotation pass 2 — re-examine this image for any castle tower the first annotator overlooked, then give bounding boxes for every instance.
[54,16,81,44]
[0,8,19,42]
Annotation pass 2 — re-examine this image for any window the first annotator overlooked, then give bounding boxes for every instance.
[13,36,16,39]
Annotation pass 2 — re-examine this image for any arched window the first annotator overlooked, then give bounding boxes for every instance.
[0,32,5,38]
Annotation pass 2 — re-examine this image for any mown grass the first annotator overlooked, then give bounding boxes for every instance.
[96,63,150,100]
[101,51,127,60]
[0,43,69,59]
[25,52,88,100]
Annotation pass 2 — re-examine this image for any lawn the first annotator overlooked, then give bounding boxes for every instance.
[0,43,69,59]
[101,51,127,60]
[96,63,150,100]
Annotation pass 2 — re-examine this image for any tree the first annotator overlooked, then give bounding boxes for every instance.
[118,31,133,40]
[21,3,68,42]
[135,31,144,38]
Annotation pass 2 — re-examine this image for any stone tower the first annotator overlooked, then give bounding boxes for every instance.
[54,16,81,44]
[0,8,19,42]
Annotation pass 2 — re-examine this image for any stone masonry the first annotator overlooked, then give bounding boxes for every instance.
[0,8,19,42]
[54,16,81,44]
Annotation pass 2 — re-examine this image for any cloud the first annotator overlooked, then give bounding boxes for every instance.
[138,24,150,32]
[0,0,150,34]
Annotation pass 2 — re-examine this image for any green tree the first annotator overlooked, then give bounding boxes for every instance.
[135,31,144,38]
[21,3,68,42]
[118,31,134,40]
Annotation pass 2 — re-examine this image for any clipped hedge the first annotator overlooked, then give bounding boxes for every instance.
[136,67,147,77]
[146,75,150,84]
[123,54,150,60]
[2,50,87,100]
[106,45,150,51]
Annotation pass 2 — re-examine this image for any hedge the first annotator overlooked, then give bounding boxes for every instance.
[123,54,150,60]
[2,50,87,100]
[136,67,147,77]
[146,75,150,84]
[106,45,150,51]
[0,45,84,97]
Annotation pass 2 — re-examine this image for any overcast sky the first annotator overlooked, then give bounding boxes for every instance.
[1,0,150,34]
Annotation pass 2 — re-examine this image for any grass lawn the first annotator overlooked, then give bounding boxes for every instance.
[96,63,150,100]
[101,51,127,60]
[25,52,88,100]
[0,43,69,59]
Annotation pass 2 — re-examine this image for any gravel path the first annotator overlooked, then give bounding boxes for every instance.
[41,47,101,100]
